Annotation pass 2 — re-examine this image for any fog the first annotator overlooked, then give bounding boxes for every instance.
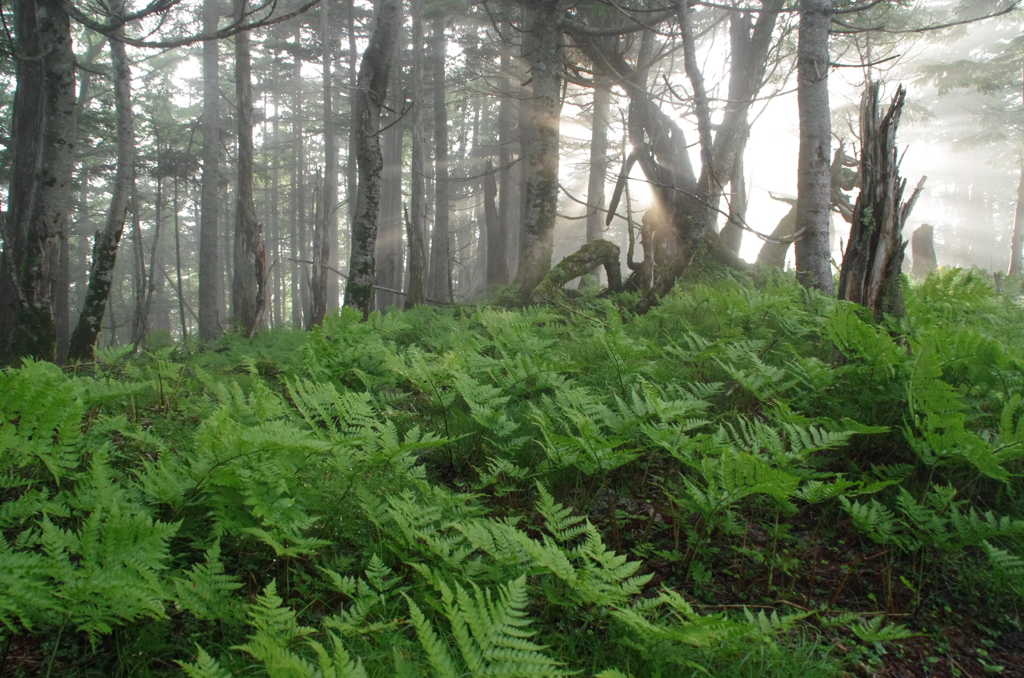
[549,3,1021,279]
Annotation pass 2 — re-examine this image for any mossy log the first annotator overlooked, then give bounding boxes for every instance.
[532,239,622,303]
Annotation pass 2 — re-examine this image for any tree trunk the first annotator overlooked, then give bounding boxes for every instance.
[345,0,359,295]
[586,73,611,280]
[308,179,328,328]
[67,29,133,363]
[838,83,925,320]
[404,0,427,308]
[757,149,855,269]
[427,17,452,305]
[129,183,147,347]
[721,156,747,255]
[130,178,163,349]
[1009,166,1024,276]
[172,177,188,338]
[496,0,518,285]
[484,160,507,287]
[1,0,76,363]
[270,95,282,327]
[292,24,307,328]
[231,0,267,338]
[54,36,105,363]
[322,0,339,312]
[570,0,781,312]
[376,30,406,311]
[513,1,563,298]
[794,0,834,294]
[343,0,401,317]
[198,0,221,340]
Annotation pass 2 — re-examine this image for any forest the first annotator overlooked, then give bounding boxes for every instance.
[3,0,1024,675]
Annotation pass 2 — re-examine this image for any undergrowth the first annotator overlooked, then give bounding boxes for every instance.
[2,268,1024,677]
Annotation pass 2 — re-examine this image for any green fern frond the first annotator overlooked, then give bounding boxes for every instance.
[173,540,244,623]
[982,540,1024,578]
[178,646,233,678]
[423,575,573,677]
[535,483,587,543]
[840,496,900,545]
[309,632,370,678]
[406,596,460,678]
[850,616,917,644]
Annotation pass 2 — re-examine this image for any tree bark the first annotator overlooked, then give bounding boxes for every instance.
[586,73,611,279]
[67,27,134,362]
[376,29,406,311]
[838,84,924,320]
[404,0,427,308]
[721,156,747,255]
[794,0,834,294]
[291,24,307,328]
[54,36,105,363]
[343,0,401,317]
[513,0,563,298]
[496,0,518,284]
[484,160,507,287]
[308,178,328,328]
[270,94,282,327]
[427,17,452,305]
[1,0,76,363]
[231,0,267,338]
[198,0,221,340]
[1009,166,1024,276]
[172,176,188,338]
[322,0,339,312]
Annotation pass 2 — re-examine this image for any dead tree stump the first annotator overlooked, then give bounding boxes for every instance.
[837,83,925,319]
[910,224,937,279]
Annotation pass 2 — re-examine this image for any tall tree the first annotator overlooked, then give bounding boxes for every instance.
[427,17,452,305]
[322,0,339,312]
[494,0,517,286]
[376,26,406,310]
[794,0,834,294]
[586,72,611,279]
[198,0,222,340]
[231,0,267,337]
[343,0,401,317]
[55,34,105,362]
[0,0,77,362]
[404,0,428,308]
[512,0,564,297]
[291,23,308,328]
[67,15,134,362]
[569,0,782,309]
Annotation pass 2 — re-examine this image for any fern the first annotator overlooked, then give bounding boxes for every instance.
[840,496,901,546]
[173,540,244,623]
[179,647,233,678]
[849,616,917,644]
[412,574,573,677]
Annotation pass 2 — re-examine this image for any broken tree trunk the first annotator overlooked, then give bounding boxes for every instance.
[532,239,622,304]
[910,224,937,280]
[837,83,925,319]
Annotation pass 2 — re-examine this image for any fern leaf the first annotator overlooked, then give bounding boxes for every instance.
[178,646,233,678]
